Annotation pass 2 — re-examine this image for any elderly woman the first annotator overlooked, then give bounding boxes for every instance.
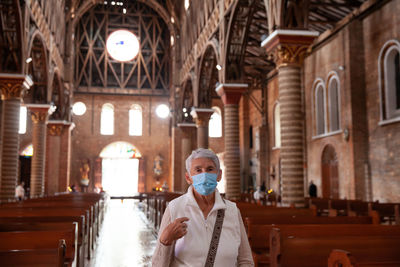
[152,148,254,266]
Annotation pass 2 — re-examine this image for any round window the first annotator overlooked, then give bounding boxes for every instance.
[72,102,87,116]
[106,30,140,62]
[155,104,170,119]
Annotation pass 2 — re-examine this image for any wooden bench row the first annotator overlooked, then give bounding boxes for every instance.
[247,223,400,267]
[306,197,400,224]
[0,193,107,267]
[270,224,400,267]
[143,191,182,231]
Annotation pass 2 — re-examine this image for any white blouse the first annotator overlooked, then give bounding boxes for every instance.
[152,186,254,267]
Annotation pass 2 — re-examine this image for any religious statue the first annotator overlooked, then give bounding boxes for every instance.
[153,155,163,177]
[80,159,90,186]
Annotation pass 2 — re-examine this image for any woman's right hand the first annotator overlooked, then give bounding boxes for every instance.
[160,217,189,246]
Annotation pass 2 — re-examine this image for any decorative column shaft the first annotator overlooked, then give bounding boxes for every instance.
[0,74,32,202]
[190,108,214,149]
[216,83,247,200]
[178,123,196,192]
[46,120,73,195]
[46,122,62,195]
[262,30,318,206]
[27,104,53,197]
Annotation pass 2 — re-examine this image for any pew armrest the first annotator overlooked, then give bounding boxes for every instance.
[328,249,356,267]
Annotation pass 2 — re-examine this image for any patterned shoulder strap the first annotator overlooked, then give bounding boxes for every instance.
[204,207,225,267]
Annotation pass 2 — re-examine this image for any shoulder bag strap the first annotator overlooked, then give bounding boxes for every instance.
[204,208,225,267]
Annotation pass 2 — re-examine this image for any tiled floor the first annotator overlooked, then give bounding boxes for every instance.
[87,199,157,267]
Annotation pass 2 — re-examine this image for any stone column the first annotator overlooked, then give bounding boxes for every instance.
[0,74,33,202]
[216,83,247,200]
[262,29,318,206]
[46,120,74,195]
[177,122,196,192]
[27,104,54,198]
[190,108,214,149]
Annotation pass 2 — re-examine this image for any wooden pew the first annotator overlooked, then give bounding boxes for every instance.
[0,239,66,267]
[17,193,105,239]
[0,222,79,266]
[245,214,377,230]
[328,249,400,267]
[246,215,377,267]
[0,210,87,267]
[369,202,400,225]
[2,201,99,252]
[269,224,400,267]
[0,229,77,267]
[0,193,106,266]
[236,202,317,219]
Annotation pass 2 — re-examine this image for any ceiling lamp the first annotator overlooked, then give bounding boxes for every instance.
[106,30,140,62]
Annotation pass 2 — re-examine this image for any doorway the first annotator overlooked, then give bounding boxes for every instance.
[321,145,339,198]
[100,142,142,197]
[19,144,33,196]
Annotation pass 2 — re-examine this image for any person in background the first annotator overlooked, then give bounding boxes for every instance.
[15,181,25,201]
[70,184,77,193]
[308,180,317,198]
[152,148,254,266]
[253,185,265,205]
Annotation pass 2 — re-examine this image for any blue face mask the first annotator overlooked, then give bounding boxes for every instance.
[192,172,218,196]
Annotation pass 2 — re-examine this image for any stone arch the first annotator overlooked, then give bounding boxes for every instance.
[49,70,66,120]
[224,0,258,83]
[321,144,339,198]
[0,0,24,73]
[197,44,219,108]
[24,32,48,104]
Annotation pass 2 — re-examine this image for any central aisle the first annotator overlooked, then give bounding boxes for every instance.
[88,199,157,267]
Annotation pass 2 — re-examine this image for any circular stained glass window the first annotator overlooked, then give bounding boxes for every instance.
[72,102,87,116]
[106,30,140,62]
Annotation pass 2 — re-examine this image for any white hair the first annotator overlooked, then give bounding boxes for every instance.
[185,148,220,174]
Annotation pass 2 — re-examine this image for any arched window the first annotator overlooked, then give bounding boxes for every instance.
[315,82,326,135]
[379,40,400,122]
[101,103,114,135]
[274,103,281,148]
[327,75,340,132]
[19,106,27,134]
[209,106,222,137]
[129,104,142,136]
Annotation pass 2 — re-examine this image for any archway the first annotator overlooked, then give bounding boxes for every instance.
[19,144,33,195]
[198,45,219,108]
[99,142,142,197]
[25,34,48,104]
[321,145,339,198]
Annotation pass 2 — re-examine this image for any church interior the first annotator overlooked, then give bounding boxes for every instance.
[1,0,400,266]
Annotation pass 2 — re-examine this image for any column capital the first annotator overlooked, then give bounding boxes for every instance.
[26,104,55,124]
[47,120,71,136]
[190,108,214,127]
[261,29,319,67]
[215,83,247,105]
[177,122,196,138]
[0,74,33,100]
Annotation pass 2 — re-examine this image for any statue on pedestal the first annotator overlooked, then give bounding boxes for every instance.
[80,159,90,187]
[153,155,163,177]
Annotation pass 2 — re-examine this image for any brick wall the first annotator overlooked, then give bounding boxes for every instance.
[70,93,171,193]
